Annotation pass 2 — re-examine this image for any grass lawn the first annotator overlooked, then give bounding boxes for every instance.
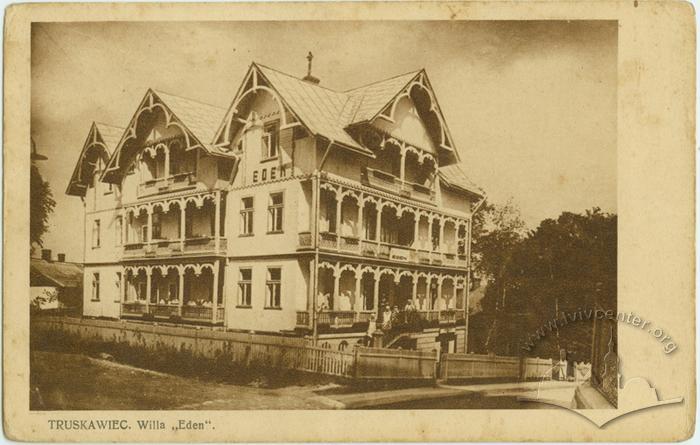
[30,351,330,410]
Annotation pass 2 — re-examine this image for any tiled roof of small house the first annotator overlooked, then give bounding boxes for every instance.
[30,258,83,288]
[152,90,228,153]
[94,123,125,154]
[439,164,484,197]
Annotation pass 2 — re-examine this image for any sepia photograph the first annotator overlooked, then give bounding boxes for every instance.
[4,1,694,441]
[28,19,618,412]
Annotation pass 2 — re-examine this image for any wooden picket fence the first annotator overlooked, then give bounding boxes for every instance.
[440,352,554,381]
[33,316,553,381]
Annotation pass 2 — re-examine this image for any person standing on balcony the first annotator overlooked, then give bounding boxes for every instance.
[382,305,392,330]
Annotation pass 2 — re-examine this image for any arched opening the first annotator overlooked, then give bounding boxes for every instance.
[340,195,360,238]
[375,141,401,177]
[396,274,414,310]
[359,271,376,311]
[380,206,399,245]
[362,201,378,241]
[416,275,429,310]
[443,220,457,254]
[317,267,335,311]
[440,278,455,310]
[337,268,356,311]
[377,273,397,316]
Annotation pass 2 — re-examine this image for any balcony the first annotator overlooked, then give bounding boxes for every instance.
[137,172,196,198]
[295,309,464,329]
[298,233,466,268]
[121,302,225,324]
[123,237,227,259]
[363,167,435,203]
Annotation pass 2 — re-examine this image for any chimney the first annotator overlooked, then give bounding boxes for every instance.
[302,51,320,85]
[57,253,66,262]
[41,249,52,261]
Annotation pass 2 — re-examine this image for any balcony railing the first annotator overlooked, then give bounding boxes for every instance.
[121,303,224,324]
[137,172,196,198]
[297,232,467,268]
[363,167,435,203]
[295,309,462,329]
[123,237,226,259]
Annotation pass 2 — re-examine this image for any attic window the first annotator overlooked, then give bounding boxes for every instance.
[262,120,279,160]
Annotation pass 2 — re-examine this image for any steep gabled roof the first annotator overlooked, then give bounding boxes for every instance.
[343,70,422,124]
[254,64,370,154]
[152,90,227,151]
[94,123,125,154]
[101,89,230,183]
[439,164,484,197]
[216,63,460,164]
[66,122,124,196]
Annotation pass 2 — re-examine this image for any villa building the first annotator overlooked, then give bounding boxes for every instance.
[66,59,485,352]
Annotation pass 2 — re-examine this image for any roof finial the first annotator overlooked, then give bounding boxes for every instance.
[306,51,313,77]
[303,51,320,85]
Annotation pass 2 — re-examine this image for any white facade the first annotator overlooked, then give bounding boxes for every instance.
[67,63,484,351]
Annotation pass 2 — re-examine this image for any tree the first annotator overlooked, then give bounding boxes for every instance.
[471,206,617,361]
[30,163,56,251]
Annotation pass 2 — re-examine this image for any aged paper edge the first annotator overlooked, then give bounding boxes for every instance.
[3,1,696,442]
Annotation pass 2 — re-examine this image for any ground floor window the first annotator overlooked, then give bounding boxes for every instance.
[238,268,252,307]
[265,267,281,308]
[91,273,100,301]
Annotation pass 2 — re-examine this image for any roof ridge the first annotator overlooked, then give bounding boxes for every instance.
[152,89,227,111]
[253,61,347,95]
[94,121,125,130]
[344,68,422,93]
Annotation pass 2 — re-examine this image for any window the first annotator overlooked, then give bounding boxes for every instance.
[267,192,284,233]
[91,273,100,301]
[238,268,252,307]
[262,120,279,159]
[104,183,114,195]
[115,216,123,246]
[92,219,101,247]
[114,272,122,303]
[141,225,149,243]
[240,197,254,236]
[265,267,281,308]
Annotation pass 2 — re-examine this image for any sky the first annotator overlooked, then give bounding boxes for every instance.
[31,20,617,262]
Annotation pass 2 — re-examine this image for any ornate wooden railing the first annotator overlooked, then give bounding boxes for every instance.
[123,237,226,259]
[137,172,195,198]
[295,309,461,329]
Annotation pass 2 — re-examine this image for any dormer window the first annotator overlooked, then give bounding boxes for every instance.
[262,120,279,160]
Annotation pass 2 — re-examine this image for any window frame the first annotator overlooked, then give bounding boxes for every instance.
[92,219,101,248]
[114,272,122,303]
[115,216,123,246]
[261,120,280,161]
[237,267,253,308]
[265,266,282,309]
[267,191,284,234]
[91,272,100,302]
[240,196,254,237]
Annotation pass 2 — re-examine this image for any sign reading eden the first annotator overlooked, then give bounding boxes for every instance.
[252,164,288,184]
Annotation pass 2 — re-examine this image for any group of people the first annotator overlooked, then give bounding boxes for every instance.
[317,291,355,312]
